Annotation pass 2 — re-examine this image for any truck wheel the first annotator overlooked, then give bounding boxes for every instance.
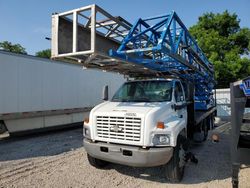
[202,119,208,141]
[165,136,185,182]
[210,115,215,129]
[0,122,7,134]
[87,154,109,168]
[193,119,208,142]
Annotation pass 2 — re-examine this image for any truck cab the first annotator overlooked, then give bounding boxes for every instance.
[84,79,189,181]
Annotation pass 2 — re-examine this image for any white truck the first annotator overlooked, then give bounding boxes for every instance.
[83,79,215,182]
[51,4,216,182]
[0,50,124,135]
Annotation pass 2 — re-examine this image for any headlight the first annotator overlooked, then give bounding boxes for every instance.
[83,127,90,138]
[153,134,170,145]
[85,128,89,136]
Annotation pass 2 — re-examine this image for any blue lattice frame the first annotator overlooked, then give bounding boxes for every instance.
[109,11,215,110]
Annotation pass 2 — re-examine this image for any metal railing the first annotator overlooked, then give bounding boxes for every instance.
[52,4,132,62]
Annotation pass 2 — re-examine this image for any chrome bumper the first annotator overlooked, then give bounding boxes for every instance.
[84,138,173,167]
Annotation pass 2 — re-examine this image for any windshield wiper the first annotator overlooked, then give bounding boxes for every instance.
[112,99,130,102]
[131,98,151,102]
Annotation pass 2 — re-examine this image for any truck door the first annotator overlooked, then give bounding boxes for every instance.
[174,81,187,123]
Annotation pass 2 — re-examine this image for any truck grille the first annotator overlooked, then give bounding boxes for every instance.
[96,116,141,142]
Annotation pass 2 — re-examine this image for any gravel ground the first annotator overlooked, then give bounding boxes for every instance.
[0,123,250,188]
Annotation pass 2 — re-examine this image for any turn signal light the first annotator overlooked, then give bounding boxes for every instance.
[157,122,165,129]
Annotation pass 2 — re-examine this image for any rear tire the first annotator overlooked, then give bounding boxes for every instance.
[211,115,215,129]
[87,154,109,168]
[165,136,185,182]
[193,119,208,142]
[202,119,208,141]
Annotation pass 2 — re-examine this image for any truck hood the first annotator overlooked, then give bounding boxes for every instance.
[92,101,169,115]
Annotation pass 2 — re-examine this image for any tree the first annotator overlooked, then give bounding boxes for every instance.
[35,49,51,59]
[189,11,250,88]
[0,41,27,54]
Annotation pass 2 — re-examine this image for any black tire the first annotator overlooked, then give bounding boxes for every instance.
[202,119,208,141]
[165,136,185,182]
[211,115,215,129]
[0,122,7,134]
[87,154,109,168]
[193,119,208,143]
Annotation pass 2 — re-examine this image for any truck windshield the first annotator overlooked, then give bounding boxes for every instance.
[112,81,173,102]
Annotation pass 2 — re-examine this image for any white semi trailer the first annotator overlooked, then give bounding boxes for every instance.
[0,50,124,135]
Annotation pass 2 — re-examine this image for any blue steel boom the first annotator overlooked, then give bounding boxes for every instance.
[109,11,215,110]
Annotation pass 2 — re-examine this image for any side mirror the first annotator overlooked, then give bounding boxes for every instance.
[102,85,109,101]
[172,103,186,111]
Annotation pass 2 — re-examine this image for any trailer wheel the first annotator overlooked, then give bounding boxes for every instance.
[87,154,109,169]
[0,121,7,134]
[165,136,185,182]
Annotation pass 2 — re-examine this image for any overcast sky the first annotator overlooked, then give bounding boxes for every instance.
[0,0,249,55]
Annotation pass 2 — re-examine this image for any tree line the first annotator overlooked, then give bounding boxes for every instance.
[0,11,250,88]
[189,11,250,88]
[0,41,51,58]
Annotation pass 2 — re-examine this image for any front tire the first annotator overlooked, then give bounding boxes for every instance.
[165,136,185,182]
[87,154,109,168]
